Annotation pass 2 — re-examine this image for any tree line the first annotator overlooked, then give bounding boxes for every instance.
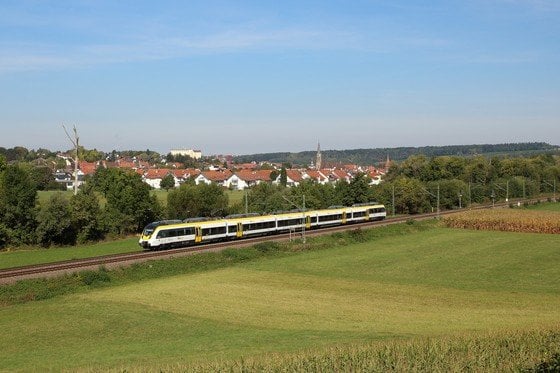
[0,152,559,249]
[234,142,558,165]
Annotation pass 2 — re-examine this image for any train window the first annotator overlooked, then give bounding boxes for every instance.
[278,218,302,227]
[319,214,341,222]
[354,211,366,218]
[156,230,169,239]
[202,226,227,236]
[228,225,237,233]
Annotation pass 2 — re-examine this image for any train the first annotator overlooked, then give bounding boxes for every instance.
[139,203,386,250]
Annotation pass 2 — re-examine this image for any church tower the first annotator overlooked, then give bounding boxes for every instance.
[385,154,391,173]
[316,142,322,170]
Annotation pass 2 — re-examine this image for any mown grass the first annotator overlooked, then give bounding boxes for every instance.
[0,237,140,270]
[527,200,560,212]
[1,221,559,371]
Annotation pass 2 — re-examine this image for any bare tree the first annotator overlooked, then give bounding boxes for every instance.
[62,124,79,195]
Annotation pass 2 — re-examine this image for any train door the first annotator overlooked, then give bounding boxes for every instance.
[305,216,311,229]
[236,222,243,238]
[195,227,202,243]
[342,211,347,224]
[365,209,371,221]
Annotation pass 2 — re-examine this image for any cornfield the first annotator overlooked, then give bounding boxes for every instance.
[142,327,560,372]
[444,209,560,234]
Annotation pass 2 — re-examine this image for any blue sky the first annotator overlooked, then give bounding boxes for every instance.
[1,0,559,155]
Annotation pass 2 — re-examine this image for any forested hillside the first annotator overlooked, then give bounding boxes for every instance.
[234,142,559,166]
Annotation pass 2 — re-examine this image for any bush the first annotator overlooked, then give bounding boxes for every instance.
[80,268,111,286]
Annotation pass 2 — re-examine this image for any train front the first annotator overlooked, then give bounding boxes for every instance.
[139,222,159,249]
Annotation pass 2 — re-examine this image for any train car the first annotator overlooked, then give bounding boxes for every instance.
[139,202,386,250]
[223,213,276,239]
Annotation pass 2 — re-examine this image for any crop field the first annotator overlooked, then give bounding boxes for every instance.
[444,208,560,234]
[1,225,559,371]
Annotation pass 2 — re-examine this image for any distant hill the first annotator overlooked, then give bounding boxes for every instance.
[234,142,559,166]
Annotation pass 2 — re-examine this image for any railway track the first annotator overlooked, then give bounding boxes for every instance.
[0,199,531,284]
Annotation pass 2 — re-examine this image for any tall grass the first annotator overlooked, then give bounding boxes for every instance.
[137,327,560,372]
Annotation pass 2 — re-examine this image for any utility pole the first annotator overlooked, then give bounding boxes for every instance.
[392,184,395,216]
[437,183,440,218]
[62,124,79,195]
[282,194,306,243]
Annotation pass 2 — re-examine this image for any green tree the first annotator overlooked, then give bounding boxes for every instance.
[97,168,161,233]
[245,183,288,213]
[70,185,104,243]
[28,166,62,191]
[160,173,175,191]
[0,164,37,246]
[391,177,431,215]
[36,193,75,247]
[279,167,288,187]
[167,183,229,219]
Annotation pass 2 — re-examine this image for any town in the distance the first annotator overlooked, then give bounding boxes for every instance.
[39,144,387,192]
[2,142,559,193]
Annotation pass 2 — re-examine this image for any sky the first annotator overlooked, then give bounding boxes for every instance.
[1,0,559,156]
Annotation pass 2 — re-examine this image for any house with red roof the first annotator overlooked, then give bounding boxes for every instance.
[226,170,273,190]
[327,169,352,184]
[143,169,174,189]
[195,170,233,187]
[303,170,329,185]
[272,169,304,187]
[78,161,100,176]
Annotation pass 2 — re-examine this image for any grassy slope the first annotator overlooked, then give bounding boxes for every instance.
[1,226,559,371]
[528,200,560,212]
[0,238,140,269]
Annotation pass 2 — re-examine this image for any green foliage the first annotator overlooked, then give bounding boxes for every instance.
[80,268,111,286]
[70,185,104,243]
[93,168,161,233]
[280,167,288,187]
[244,182,287,213]
[159,173,175,191]
[234,142,557,165]
[0,164,37,247]
[167,183,229,219]
[36,193,75,247]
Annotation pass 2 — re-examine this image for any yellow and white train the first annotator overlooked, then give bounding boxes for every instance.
[139,203,386,250]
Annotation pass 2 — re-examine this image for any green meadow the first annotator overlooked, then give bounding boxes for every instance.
[0,237,140,270]
[1,223,559,371]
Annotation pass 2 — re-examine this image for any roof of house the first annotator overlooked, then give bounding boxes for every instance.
[78,161,98,175]
[235,170,273,182]
[201,170,233,182]
[285,170,303,182]
[305,170,328,181]
[144,169,172,179]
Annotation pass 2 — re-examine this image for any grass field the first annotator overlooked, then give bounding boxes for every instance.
[1,225,559,371]
[0,237,140,270]
[527,200,560,212]
[38,189,245,208]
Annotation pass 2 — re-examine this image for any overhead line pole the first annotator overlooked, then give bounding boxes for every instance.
[62,124,79,196]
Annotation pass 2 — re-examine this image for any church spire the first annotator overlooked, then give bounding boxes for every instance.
[316,141,322,170]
